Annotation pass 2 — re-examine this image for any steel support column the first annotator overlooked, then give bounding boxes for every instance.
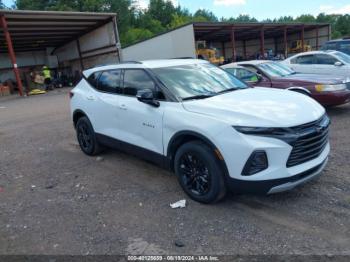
[301,24,305,52]
[0,15,24,96]
[230,26,236,62]
[316,26,319,50]
[260,26,265,59]
[76,39,84,70]
[221,42,226,60]
[243,40,247,59]
[284,26,288,58]
[112,16,122,62]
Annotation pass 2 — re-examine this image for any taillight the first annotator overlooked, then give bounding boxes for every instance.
[69,91,74,99]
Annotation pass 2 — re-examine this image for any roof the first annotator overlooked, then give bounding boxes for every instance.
[83,59,208,76]
[0,10,116,53]
[193,22,330,42]
[122,21,330,50]
[235,60,271,65]
[285,50,339,60]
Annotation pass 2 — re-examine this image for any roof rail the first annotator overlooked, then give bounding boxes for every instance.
[119,61,143,64]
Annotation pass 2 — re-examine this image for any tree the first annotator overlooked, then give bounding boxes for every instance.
[121,28,153,46]
[295,14,316,23]
[148,0,177,27]
[169,13,191,29]
[193,9,218,22]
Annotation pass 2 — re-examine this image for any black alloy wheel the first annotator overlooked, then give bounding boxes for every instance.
[174,141,227,203]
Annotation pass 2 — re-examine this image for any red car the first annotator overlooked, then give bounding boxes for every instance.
[221,60,350,107]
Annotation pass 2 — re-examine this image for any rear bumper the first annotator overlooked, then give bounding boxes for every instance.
[226,158,328,195]
[313,90,350,106]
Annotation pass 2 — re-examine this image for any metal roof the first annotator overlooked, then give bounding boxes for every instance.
[0,10,117,53]
[193,22,330,42]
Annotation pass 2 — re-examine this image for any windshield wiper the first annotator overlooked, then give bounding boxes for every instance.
[216,87,239,94]
[182,94,214,101]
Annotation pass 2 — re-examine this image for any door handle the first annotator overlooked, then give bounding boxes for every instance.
[119,104,127,110]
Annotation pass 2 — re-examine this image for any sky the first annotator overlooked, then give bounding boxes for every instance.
[3,0,350,20]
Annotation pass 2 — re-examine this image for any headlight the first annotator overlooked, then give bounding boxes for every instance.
[315,84,346,92]
[233,126,288,135]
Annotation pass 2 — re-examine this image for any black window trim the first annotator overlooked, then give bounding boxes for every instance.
[85,69,122,95]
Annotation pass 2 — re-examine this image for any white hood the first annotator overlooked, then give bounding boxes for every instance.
[182,87,325,127]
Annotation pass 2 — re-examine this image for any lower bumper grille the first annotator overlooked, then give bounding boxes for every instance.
[287,115,330,167]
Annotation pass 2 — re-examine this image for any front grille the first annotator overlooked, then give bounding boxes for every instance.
[286,115,330,167]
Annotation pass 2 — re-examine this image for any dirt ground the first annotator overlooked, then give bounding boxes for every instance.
[0,89,349,256]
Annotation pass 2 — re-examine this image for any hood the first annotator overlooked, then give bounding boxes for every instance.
[279,73,346,84]
[182,87,325,127]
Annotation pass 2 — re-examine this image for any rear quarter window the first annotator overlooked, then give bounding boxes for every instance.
[87,72,101,88]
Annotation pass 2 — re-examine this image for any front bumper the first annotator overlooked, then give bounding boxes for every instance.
[215,125,330,194]
[225,157,327,194]
[313,90,350,107]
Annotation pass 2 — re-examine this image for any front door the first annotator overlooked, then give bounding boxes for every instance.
[117,69,164,155]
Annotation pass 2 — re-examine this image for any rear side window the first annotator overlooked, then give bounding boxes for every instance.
[123,69,156,96]
[296,55,315,64]
[97,70,122,93]
[87,72,100,88]
[315,54,338,65]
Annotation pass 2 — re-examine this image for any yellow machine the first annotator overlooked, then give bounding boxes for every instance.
[288,40,312,53]
[196,41,224,65]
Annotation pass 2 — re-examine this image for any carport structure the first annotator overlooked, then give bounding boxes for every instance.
[0,10,121,96]
[193,22,331,62]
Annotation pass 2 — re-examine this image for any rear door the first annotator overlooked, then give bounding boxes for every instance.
[86,70,122,138]
[117,69,165,155]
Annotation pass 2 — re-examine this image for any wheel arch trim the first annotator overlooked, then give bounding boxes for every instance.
[166,130,229,176]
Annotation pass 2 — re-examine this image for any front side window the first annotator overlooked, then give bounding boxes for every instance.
[333,51,350,64]
[153,63,247,100]
[123,70,156,96]
[97,70,122,93]
[339,41,350,55]
[321,42,337,51]
[315,54,338,65]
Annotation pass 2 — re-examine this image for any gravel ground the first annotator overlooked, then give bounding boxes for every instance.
[0,89,349,256]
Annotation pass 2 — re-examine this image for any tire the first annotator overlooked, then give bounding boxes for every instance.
[76,116,102,156]
[174,141,227,204]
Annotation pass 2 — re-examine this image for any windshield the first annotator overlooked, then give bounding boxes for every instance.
[258,62,295,77]
[153,63,248,100]
[333,51,350,64]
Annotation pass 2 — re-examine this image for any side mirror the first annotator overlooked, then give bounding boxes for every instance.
[334,61,343,67]
[136,89,160,107]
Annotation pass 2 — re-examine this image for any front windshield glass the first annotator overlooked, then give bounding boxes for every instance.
[153,63,248,100]
[258,62,295,77]
[333,51,350,64]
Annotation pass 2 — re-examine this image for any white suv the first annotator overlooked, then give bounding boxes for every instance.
[70,59,330,203]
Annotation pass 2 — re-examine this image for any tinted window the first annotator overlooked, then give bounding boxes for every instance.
[339,41,350,55]
[87,72,100,88]
[235,68,258,82]
[315,54,338,65]
[321,42,337,51]
[296,55,315,64]
[97,70,121,93]
[123,70,156,96]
